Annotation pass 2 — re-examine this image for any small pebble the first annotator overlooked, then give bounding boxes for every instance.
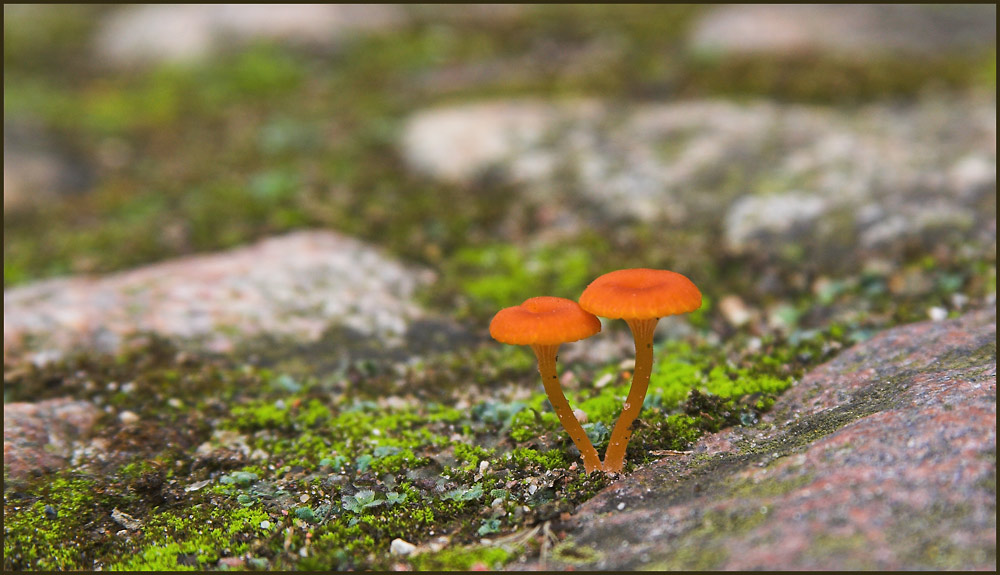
[111,508,142,531]
[617,502,626,510]
[390,538,417,556]
[719,295,753,327]
[594,373,613,389]
[951,293,969,309]
[119,410,140,425]
[928,307,948,321]
[184,479,212,492]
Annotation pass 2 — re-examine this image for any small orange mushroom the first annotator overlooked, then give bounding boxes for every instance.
[490,296,603,473]
[579,268,702,473]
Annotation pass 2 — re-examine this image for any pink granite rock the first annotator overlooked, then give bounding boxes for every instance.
[521,306,996,571]
[3,398,102,480]
[3,230,435,364]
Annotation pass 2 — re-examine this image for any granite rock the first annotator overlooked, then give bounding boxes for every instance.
[400,95,996,265]
[3,230,436,364]
[521,306,996,571]
[94,4,407,67]
[688,4,997,57]
[93,4,526,68]
[3,398,102,481]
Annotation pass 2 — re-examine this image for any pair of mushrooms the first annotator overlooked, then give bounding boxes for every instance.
[489,268,702,474]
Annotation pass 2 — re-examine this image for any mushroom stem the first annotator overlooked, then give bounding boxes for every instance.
[531,344,603,474]
[603,317,658,473]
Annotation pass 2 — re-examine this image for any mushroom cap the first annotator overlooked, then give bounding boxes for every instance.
[579,268,702,320]
[490,296,601,346]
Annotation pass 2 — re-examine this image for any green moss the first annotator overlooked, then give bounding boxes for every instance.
[724,472,815,501]
[229,401,292,431]
[686,49,997,104]
[3,477,110,570]
[642,507,769,570]
[510,447,568,471]
[409,544,514,571]
[454,444,496,471]
[551,539,604,565]
[110,505,273,571]
[443,242,601,317]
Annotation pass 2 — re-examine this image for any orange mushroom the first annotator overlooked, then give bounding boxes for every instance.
[579,269,702,473]
[490,296,603,473]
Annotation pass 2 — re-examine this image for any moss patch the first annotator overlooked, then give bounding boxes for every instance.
[3,318,831,570]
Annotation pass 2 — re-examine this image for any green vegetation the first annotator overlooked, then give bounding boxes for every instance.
[4,316,853,570]
[3,477,111,570]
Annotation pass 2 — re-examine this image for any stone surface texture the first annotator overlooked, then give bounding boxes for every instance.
[520,306,996,571]
[3,398,102,480]
[94,4,406,66]
[94,4,525,68]
[688,4,997,57]
[3,230,435,364]
[400,95,996,263]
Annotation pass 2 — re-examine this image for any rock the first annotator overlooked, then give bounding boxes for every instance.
[3,120,92,214]
[93,4,527,68]
[688,4,997,57]
[399,95,996,265]
[389,537,417,556]
[723,193,827,254]
[94,4,407,67]
[118,410,140,425]
[3,230,436,364]
[526,306,996,570]
[3,398,101,480]
[400,99,603,185]
[717,295,754,328]
[110,508,143,531]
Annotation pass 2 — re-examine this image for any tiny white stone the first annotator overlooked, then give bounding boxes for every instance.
[617,502,626,510]
[928,307,948,321]
[951,293,968,309]
[260,520,271,529]
[119,410,140,425]
[594,373,613,389]
[390,538,417,556]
